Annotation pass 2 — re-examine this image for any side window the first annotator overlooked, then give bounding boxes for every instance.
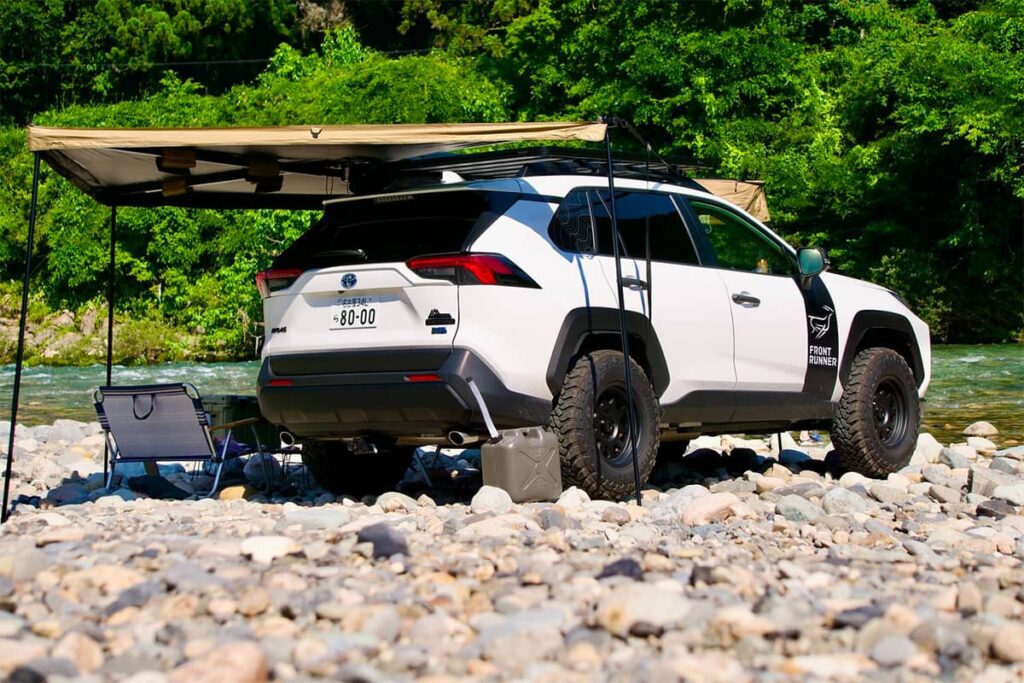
[688,200,795,275]
[590,191,700,265]
[547,190,595,254]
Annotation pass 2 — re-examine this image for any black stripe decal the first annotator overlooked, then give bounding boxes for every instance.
[799,276,839,398]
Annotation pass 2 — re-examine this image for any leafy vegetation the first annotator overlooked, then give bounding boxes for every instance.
[0,0,1020,364]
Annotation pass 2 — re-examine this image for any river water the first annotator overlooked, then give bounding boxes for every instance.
[1,345,1021,445]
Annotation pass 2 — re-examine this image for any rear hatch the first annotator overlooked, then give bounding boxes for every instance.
[259,186,519,366]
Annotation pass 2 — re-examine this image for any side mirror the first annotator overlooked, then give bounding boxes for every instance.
[797,247,829,279]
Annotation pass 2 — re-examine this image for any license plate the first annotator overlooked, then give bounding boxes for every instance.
[330,296,378,330]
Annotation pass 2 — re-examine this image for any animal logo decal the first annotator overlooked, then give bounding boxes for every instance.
[808,305,834,340]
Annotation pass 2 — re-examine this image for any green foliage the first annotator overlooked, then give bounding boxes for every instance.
[0,0,1020,363]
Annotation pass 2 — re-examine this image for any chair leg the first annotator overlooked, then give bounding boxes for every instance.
[105,461,116,491]
[204,460,225,499]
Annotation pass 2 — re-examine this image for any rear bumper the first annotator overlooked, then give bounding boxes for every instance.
[257,347,550,438]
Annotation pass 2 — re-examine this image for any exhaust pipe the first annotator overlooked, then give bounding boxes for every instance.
[279,431,295,448]
[448,431,481,446]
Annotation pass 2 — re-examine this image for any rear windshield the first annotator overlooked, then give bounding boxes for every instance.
[273,189,518,268]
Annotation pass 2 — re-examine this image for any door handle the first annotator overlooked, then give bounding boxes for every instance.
[620,276,648,290]
[731,292,760,307]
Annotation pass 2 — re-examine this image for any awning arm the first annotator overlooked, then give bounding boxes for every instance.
[2,153,41,523]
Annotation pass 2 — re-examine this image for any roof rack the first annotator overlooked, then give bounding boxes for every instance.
[351,146,712,194]
[414,145,706,180]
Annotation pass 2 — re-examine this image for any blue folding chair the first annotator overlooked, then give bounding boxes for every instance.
[94,383,264,498]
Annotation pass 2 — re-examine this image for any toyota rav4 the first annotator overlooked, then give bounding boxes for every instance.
[256,166,930,498]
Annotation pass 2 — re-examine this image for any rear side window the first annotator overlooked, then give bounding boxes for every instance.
[549,189,699,266]
[273,189,517,268]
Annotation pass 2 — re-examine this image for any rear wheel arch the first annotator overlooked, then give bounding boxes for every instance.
[545,308,669,398]
[840,311,924,388]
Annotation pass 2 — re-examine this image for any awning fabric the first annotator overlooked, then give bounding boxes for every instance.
[27,122,608,209]
[25,122,769,220]
[696,178,769,222]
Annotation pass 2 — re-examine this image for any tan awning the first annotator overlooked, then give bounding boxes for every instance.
[695,178,770,222]
[27,122,608,209]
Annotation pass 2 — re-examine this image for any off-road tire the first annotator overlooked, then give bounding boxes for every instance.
[552,350,660,499]
[302,440,414,496]
[831,347,920,477]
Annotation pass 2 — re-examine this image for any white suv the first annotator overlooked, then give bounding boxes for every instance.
[256,164,930,498]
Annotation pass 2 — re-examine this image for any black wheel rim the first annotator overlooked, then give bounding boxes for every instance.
[873,378,908,447]
[593,385,640,468]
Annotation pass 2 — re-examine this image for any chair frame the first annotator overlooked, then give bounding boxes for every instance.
[95,383,268,498]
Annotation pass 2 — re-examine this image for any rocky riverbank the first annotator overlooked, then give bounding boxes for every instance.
[0,421,1023,682]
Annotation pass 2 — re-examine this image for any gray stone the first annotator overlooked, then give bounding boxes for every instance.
[921,465,951,486]
[870,635,917,667]
[963,421,998,437]
[869,484,909,505]
[471,485,515,515]
[356,523,408,557]
[915,433,943,464]
[939,448,971,470]
[772,481,826,499]
[994,445,1024,460]
[538,506,571,530]
[282,505,350,530]
[664,484,710,510]
[966,436,997,452]
[711,479,756,494]
[968,466,1016,496]
[822,487,871,515]
[594,583,689,636]
[976,499,1016,519]
[992,484,1024,506]
[990,458,1019,474]
[376,491,418,513]
[928,484,961,504]
[776,494,822,523]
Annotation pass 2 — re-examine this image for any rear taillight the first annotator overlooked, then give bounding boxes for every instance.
[405,253,539,288]
[255,268,304,298]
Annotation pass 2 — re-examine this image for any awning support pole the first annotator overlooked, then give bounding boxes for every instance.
[2,153,41,523]
[103,205,117,480]
[603,121,643,506]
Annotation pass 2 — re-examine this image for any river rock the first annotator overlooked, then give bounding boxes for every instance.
[594,583,689,636]
[240,536,300,564]
[939,448,972,469]
[356,523,408,557]
[776,494,822,522]
[243,453,281,487]
[968,466,1016,496]
[168,641,268,683]
[915,433,943,464]
[680,492,745,525]
[991,622,1024,663]
[966,436,997,453]
[52,632,104,673]
[471,486,514,515]
[869,634,917,668]
[822,487,871,515]
[992,484,1024,506]
[963,421,998,437]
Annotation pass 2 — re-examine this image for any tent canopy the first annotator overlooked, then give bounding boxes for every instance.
[26,122,769,220]
[27,122,608,209]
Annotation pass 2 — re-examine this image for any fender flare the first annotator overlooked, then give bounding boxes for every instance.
[840,310,925,387]
[545,307,670,397]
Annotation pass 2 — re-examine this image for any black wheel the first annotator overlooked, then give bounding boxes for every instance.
[552,350,660,499]
[301,440,414,496]
[831,347,920,477]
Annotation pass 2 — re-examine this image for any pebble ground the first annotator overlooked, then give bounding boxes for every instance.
[1,421,1023,682]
